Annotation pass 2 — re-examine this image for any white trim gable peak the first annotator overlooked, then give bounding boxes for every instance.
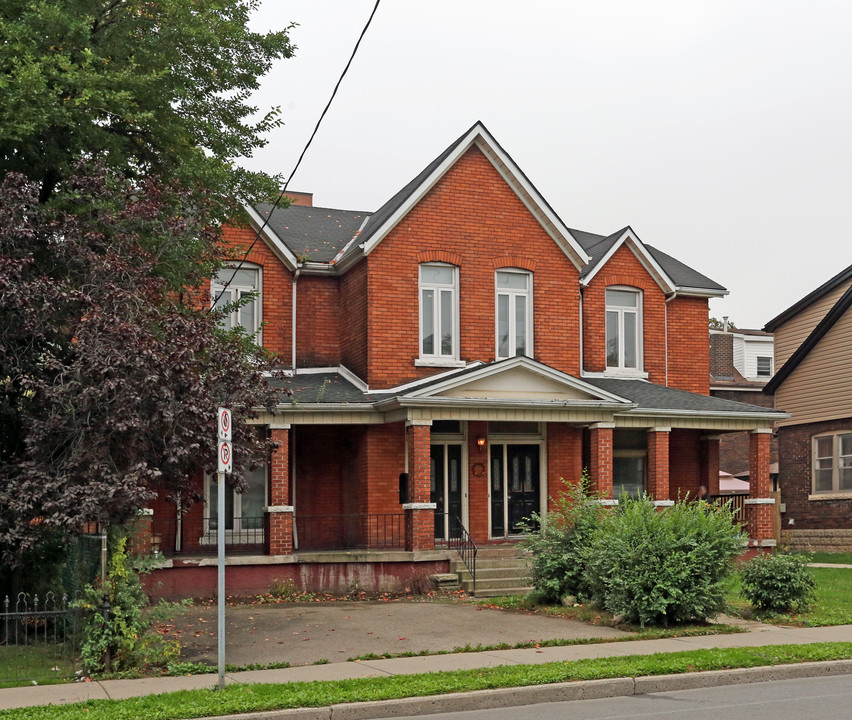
[358,122,590,271]
[403,356,632,406]
[581,227,676,294]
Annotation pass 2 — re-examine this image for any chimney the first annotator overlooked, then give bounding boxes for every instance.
[285,191,313,207]
[722,316,729,332]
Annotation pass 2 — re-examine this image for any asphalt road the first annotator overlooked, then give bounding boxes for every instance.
[388,674,852,720]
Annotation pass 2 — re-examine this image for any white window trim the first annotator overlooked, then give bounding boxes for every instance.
[811,432,852,496]
[495,269,533,360]
[418,263,459,362]
[604,286,643,376]
[203,468,268,544]
[211,262,263,343]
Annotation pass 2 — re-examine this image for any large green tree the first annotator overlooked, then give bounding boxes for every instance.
[0,0,293,214]
[0,1,295,570]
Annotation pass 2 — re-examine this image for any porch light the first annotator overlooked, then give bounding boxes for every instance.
[477,437,486,450]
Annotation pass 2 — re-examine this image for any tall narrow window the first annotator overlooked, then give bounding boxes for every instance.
[211,265,261,337]
[605,288,641,371]
[419,264,458,360]
[495,270,532,359]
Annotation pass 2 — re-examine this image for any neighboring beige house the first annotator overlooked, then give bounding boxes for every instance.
[764,265,852,551]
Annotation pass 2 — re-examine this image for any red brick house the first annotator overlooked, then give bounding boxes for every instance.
[148,123,784,597]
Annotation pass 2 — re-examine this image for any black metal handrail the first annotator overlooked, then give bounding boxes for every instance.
[294,513,404,551]
[437,513,477,594]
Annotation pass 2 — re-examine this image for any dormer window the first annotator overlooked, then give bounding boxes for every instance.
[211,264,261,338]
[419,263,458,361]
[495,269,532,359]
[605,287,641,371]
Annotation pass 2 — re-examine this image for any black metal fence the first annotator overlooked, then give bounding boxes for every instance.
[295,513,405,551]
[0,592,82,686]
[151,515,265,556]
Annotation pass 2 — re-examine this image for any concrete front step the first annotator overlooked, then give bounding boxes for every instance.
[449,566,529,582]
[474,587,533,598]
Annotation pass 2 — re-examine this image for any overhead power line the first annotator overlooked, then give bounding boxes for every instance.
[211,0,382,310]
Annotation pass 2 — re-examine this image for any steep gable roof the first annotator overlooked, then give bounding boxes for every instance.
[334,121,590,271]
[763,281,852,394]
[764,264,852,332]
[571,226,726,297]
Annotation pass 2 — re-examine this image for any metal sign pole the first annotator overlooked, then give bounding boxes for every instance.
[217,467,226,691]
[216,407,232,692]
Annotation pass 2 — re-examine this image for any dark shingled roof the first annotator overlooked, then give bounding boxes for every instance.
[254,204,369,263]
[269,373,371,404]
[570,226,725,293]
[581,378,780,415]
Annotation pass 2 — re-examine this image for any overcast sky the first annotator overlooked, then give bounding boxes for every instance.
[238,1,852,330]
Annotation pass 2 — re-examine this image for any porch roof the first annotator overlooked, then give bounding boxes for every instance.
[266,360,788,428]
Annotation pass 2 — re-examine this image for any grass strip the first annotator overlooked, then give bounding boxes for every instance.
[2,642,852,720]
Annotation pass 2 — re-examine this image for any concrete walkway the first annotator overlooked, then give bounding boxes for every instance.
[3,616,852,712]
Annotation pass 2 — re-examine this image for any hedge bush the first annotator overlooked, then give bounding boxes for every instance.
[739,552,815,613]
[583,495,743,627]
[520,475,605,603]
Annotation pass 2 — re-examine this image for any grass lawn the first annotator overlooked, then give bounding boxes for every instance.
[726,566,852,626]
[2,642,851,720]
[0,646,78,689]
[807,552,852,565]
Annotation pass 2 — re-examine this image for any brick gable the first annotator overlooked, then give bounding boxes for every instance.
[364,145,581,388]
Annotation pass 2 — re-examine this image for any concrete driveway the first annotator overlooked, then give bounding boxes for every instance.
[155,600,629,668]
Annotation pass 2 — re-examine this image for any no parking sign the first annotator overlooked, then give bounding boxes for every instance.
[217,407,232,474]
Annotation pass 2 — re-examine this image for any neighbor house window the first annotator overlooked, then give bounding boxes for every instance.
[211,264,261,336]
[812,433,852,494]
[495,269,532,359]
[756,356,772,377]
[419,263,458,360]
[605,288,641,370]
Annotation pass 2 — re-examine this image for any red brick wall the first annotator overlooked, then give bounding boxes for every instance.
[366,423,406,515]
[296,275,340,367]
[364,146,581,388]
[221,224,293,365]
[339,260,368,379]
[589,426,613,498]
[777,418,852,530]
[667,296,710,394]
[546,424,583,509]
[669,429,702,499]
[467,421,489,542]
[647,430,670,501]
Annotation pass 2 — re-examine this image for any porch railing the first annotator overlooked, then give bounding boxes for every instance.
[151,515,265,556]
[295,513,404,551]
[710,493,749,520]
[435,513,477,594]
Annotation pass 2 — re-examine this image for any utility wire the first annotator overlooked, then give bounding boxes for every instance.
[211,0,382,310]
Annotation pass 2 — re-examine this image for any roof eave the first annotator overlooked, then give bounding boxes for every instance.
[243,204,299,271]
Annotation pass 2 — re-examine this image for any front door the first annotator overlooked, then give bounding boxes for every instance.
[490,443,541,537]
[431,444,463,540]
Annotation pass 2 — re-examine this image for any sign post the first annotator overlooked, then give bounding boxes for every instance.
[216,408,232,691]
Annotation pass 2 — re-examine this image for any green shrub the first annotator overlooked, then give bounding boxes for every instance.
[583,495,743,627]
[520,474,606,603]
[739,552,815,613]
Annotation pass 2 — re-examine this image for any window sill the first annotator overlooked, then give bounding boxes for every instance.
[415,358,466,368]
[582,369,649,380]
[808,493,852,501]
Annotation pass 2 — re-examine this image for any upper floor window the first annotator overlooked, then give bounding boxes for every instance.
[756,356,772,377]
[495,270,532,359]
[605,287,641,371]
[813,433,852,494]
[419,263,458,360]
[211,265,261,336]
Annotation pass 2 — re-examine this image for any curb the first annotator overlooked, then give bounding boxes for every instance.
[206,659,852,720]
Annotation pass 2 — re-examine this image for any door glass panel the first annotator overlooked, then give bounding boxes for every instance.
[447,445,463,530]
[490,445,504,537]
[431,445,445,538]
[506,445,539,534]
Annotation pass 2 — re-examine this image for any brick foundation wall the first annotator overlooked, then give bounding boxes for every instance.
[778,418,852,530]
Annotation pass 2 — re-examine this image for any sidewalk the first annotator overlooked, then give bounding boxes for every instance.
[3,621,852,711]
